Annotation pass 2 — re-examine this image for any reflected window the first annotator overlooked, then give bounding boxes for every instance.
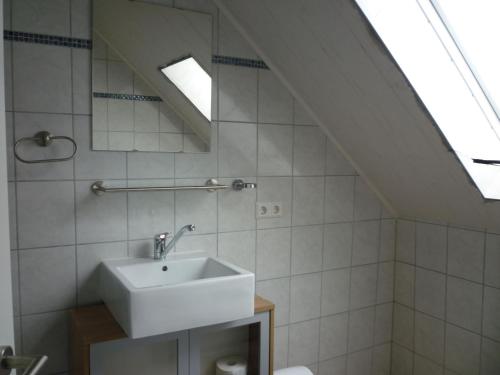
[160,56,212,121]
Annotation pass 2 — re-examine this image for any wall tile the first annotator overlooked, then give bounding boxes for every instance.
[414,355,443,375]
[393,303,414,350]
[485,234,500,288]
[128,183,175,240]
[324,176,354,223]
[445,324,481,375]
[395,262,415,307]
[218,14,257,59]
[319,355,347,375]
[175,233,217,257]
[292,176,325,226]
[377,261,394,304]
[291,225,323,275]
[374,303,393,344]
[256,277,290,327]
[293,126,326,176]
[8,182,17,250]
[218,230,256,272]
[74,115,127,179]
[258,69,293,124]
[347,347,372,375]
[175,179,217,234]
[256,227,291,280]
[396,220,415,264]
[482,286,500,341]
[127,152,174,179]
[274,326,289,370]
[19,246,76,314]
[326,139,356,176]
[319,312,348,360]
[481,337,500,375]
[447,227,484,283]
[350,264,377,309]
[321,268,350,315]
[22,311,69,374]
[379,219,395,262]
[372,343,391,375]
[76,241,127,305]
[391,344,413,375]
[415,267,446,319]
[416,222,447,273]
[348,306,375,352]
[414,312,445,364]
[290,272,322,322]
[218,122,257,176]
[14,113,74,180]
[71,0,91,39]
[256,177,292,229]
[13,43,72,113]
[446,276,482,333]
[4,42,13,112]
[13,0,70,36]
[219,65,257,122]
[75,180,127,244]
[352,220,380,266]
[257,124,293,176]
[354,177,381,221]
[6,112,14,181]
[288,319,320,366]
[17,181,75,248]
[323,222,352,270]
[10,251,19,316]
[293,99,315,126]
[218,178,256,232]
[72,48,91,115]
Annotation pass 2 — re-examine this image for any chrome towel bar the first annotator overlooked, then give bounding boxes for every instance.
[14,131,77,164]
[91,178,256,195]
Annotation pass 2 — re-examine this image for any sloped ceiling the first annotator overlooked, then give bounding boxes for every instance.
[214,0,500,232]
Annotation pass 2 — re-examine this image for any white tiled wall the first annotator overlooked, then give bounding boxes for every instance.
[392,219,500,375]
[5,0,394,374]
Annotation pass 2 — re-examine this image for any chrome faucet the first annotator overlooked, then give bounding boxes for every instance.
[153,224,196,260]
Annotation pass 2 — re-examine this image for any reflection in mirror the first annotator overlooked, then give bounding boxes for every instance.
[92,0,212,153]
[160,56,212,121]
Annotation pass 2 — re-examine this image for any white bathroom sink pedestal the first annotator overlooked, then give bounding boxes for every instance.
[99,252,255,339]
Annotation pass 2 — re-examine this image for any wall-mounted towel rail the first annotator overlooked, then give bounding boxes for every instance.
[14,131,77,164]
[91,179,257,195]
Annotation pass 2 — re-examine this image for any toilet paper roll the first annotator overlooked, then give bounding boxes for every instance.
[215,356,247,375]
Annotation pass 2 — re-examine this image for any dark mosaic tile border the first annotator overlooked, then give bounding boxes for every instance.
[212,55,269,69]
[4,30,92,49]
[3,30,269,69]
[93,92,162,102]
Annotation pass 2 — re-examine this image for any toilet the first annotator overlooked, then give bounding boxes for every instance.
[274,366,314,375]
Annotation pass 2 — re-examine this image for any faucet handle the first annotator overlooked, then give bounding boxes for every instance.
[155,232,170,241]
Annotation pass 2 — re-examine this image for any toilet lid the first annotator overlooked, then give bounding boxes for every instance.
[274,366,314,375]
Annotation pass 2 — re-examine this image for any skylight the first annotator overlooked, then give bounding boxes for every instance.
[355,0,500,199]
[160,56,212,121]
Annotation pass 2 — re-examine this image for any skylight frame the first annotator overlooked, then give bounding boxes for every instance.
[355,0,500,200]
[428,0,500,123]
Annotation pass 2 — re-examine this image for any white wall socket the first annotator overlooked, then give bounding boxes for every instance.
[256,202,282,218]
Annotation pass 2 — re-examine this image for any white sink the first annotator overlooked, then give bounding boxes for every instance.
[99,252,255,338]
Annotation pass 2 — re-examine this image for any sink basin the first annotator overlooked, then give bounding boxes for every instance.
[99,252,255,338]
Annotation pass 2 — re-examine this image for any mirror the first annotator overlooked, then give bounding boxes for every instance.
[92,0,212,152]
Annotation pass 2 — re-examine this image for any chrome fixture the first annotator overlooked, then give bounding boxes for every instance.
[0,345,47,375]
[14,131,77,164]
[91,179,257,195]
[232,179,257,191]
[154,224,196,260]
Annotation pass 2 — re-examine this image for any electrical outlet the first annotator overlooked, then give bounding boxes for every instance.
[256,202,282,218]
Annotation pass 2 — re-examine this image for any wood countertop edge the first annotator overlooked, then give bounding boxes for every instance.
[71,295,274,345]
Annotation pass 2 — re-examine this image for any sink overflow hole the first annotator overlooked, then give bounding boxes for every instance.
[162,266,168,271]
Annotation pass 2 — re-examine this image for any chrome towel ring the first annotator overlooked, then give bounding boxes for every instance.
[14,131,77,164]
